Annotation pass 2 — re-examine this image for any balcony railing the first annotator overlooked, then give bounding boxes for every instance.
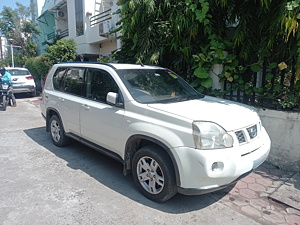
[60,29,69,38]
[90,9,112,26]
[47,32,55,40]
[47,29,69,40]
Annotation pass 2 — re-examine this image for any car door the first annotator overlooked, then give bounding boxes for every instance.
[52,67,85,136]
[80,68,125,156]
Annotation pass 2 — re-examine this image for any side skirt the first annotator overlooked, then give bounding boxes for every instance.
[66,133,124,164]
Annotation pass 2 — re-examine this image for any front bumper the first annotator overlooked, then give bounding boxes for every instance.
[178,170,252,195]
[173,127,271,195]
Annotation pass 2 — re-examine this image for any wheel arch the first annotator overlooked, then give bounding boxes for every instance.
[45,108,63,132]
[123,134,181,187]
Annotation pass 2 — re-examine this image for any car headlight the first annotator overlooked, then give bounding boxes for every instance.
[192,121,234,150]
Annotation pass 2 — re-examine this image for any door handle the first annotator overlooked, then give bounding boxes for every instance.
[58,97,64,102]
[82,104,90,110]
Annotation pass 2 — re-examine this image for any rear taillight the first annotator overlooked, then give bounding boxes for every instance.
[26,76,34,80]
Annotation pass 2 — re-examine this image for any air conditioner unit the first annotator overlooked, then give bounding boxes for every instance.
[57,10,66,19]
[99,20,111,36]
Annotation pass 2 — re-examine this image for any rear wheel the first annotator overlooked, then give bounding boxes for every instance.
[30,90,36,97]
[49,115,70,147]
[132,145,177,202]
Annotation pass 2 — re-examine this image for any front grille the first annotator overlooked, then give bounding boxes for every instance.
[235,124,259,144]
[235,130,246,143]
[247,125,257,139]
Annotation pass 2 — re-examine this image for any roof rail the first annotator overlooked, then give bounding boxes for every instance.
[57,61,116,69]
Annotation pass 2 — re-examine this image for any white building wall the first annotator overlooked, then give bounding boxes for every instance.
[100,40,117,57]
[36,0,121,60]
[67,0,76,38]
[67,0,120,58]
[257,108,300,172]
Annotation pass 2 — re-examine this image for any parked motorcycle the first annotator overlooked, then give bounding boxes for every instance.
[0,80,11,111]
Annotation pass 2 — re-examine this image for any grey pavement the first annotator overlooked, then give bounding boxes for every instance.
[0,95,299,225]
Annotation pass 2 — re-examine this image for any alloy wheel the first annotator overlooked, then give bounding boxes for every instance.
[50,119,61,142]
[136,156,164,194]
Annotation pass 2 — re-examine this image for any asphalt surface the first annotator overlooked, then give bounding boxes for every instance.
[0,95,299,225]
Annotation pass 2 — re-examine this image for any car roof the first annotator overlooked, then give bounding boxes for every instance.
[5,67,29,71]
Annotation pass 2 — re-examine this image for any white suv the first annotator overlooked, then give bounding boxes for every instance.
[5,67,36,96]
[40,62,271,202]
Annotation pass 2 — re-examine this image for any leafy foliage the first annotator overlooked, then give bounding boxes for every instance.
[45,39,77,63]
[25,39,77,80]
[25,54,51,80]
[114,0,300,109]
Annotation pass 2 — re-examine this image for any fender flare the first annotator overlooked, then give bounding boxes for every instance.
[124,134,181,187]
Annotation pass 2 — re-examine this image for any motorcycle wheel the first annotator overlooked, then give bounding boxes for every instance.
[2,95,7,111]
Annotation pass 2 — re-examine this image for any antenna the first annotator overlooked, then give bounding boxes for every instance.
[137,59,144,67]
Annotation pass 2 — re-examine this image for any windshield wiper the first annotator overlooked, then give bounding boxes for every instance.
[197,93,205,98]
[155,93,205,103]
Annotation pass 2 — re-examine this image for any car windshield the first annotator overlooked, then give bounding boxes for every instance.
[117,69,204,104]
[7,69,30,76]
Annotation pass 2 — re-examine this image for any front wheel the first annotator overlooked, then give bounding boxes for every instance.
[49,115,70,147]
[132,145,177,202]
[2,95,7,111]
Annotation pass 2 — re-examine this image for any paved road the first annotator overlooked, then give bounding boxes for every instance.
[0,96,299,225]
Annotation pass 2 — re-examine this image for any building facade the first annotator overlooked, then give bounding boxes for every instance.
[36,0,121,62]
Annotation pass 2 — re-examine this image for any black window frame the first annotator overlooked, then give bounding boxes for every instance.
[52,66,124,107]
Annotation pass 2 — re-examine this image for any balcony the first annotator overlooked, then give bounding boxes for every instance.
[47,29,69,40]
[90,9,112,27]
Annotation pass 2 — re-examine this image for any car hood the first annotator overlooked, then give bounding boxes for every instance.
[148,96,260,131]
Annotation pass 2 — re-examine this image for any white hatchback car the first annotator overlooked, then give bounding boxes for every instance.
[5,67,36,96]
[40,62,271,202]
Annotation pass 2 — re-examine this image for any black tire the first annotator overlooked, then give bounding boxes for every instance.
[2,95,7,111]
[132,145,177,202]
[49,115,70,147]
[30,90,36,97]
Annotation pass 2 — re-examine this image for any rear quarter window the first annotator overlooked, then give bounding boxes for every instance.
[53,67,68,91]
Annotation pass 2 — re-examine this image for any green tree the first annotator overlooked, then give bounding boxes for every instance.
[114,0,300,108]
[45,39,77,63]
[114,0,206,74]
[25,54,51,80]
[0,2,39,66]
[25,39,77,79]
[25,39,78,91]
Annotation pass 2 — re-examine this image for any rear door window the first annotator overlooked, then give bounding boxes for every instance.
[64,68,85,96]
[53,67,86,97]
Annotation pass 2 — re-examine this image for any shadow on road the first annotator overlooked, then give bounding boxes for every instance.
[24,126,233,213]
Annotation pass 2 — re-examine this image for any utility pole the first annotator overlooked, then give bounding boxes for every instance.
[7,39,21,67]
[0,36,3,60]
[10,43,14,67]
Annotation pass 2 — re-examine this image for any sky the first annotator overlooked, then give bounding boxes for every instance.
[0,0,31,11]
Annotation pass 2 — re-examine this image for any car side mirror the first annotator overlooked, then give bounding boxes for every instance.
[107,92,123,107]
[107,92,117,105]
